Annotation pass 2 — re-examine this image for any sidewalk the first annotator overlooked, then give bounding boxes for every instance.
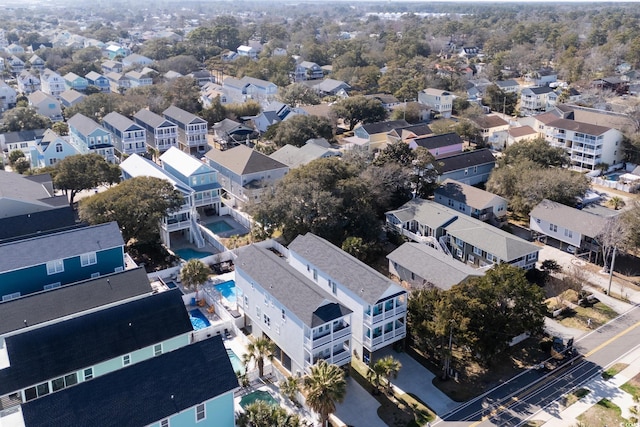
[536,346,640,426]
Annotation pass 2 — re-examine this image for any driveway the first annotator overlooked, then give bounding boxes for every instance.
[334,377,386,427]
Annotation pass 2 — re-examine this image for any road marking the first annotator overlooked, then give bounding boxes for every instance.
[584,321,640,358]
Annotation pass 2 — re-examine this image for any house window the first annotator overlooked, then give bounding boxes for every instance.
[46,259,64,275]
[487,253,496,262]
[331,282,337,295]
[454,237,463,247]
[264,314,271,328]
[196,404,206,422]
[80,252,97,266]
[244,295,249,308]
[564,229,573,238]
[456,248,463,258]
[160,420,169,427]
[473,247,482,256]
[256,306,261,319]
[468,255,475,263]
[123,354,131,366]
[44,282,61,290]
[549,224,558,232]
[313,269,318,281]
[2,292,21,301]
[275,325,280,334]
[281,309,286,321]
[55,143,63,152]
[464,169,469,176]
[84,368,93,380]
[154,344,163,356]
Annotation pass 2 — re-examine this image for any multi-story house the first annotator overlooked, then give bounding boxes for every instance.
[29,129,81,168]
[105,71,130,93]
[101,60,123,74]
[0,80,17,111]
[433,148,496,185]
[520,86,555,115]
[105,43,131,60]
[434,179,508,226]
[1,129,46,158]
[288,233,408,364]
[235,243,353,374]
[163,105,208,154]
[125,69,153,87]
[205,145,289,207]
[8,55,24,74]
[67,113,117,163]
[40,69,66,99]
[292,61,324,81]
[28,54,45,72]
[85,71,111,93]
[222,76,278,104]
[122,53,154,68]
[495,79,521,94]
[418,88,453,119]
[349,120,410,151]
[120,154,206,249]
[134,109,179,154]
[59,89,86,108]
[0,222,127,300]
[386,199,540,270]
[236,45,258,59]
[27,91,62,122]
[544,118,623,171]
[63,72,88,92]
[470,114,510,144]
[102,111,147,156]
[408,132,463,157]
[16,71,40,94]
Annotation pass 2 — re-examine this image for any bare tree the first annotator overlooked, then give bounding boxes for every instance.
[597,216,629,273]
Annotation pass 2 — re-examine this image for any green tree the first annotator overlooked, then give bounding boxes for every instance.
[78,176,184,246]
[52,122,69,136]
[1,107,52,132]
[279,376,301,405]
[331,96,387,130]
[8,150,26,166]
[482,85,518,116]
[366,360,386,394]
[621,200,640,250]
[268,115,334,148]
[243,337,275,378]
[278,83,321,107]
[13,157,31,174]
[500,137,570,167]
[375,355,402,394]
[236,401,304,427]
[179,259,211,297]
[53,154,121,205]
[303,360,347,427]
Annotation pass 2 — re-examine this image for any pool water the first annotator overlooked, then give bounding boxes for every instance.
[175,248,213,260]
[215,280,237,304]
[227,348,245,375]
[188,309,211,330]
[206,221,234,234]
[239,390,278,409]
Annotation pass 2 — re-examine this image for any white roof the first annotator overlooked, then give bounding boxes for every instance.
[160,146,209,177]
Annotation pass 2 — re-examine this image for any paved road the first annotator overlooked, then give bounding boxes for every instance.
[435,305,640,426]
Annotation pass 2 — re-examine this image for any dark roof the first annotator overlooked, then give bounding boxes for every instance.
[360,120,410,135]
[0,129,46,144]
[434,149,496,173]
[0,206,77,241]
[527,86,554,95]
[21,336,238,427]
[0,267,151,335]
[545,118,611,136]
[134,109,177,129]
[103,111,143,133]
[413,132,463,150]
[0,289,192,396]
[163,105,206,126]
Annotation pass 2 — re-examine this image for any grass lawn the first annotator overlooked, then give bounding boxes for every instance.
[621,373,640,398]
[577,398,628,426]
[602,363,629,380]
[546,288,619,330]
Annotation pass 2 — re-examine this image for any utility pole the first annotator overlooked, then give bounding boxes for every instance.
[607,246,617,296]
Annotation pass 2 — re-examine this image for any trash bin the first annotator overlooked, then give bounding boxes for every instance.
[190,297,196,306]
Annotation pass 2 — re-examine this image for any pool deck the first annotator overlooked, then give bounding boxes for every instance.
[199,215,250,238]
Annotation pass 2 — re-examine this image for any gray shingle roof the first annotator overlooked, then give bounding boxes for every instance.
[360,120,410,135]
[530,199,610,239]
[134,109,177,129]
[68,113,105,136]
[434,148,496,173]
[413,132,463,149]
[288,233,403,305]
[163,105,206,126]
[0,170,56,206]
[236,244,351,327]
[435,179,506,210]
[205,145,288,176]
[0,222,124,272]
[103,111,142,133]
[545,118,611,136]
[387,242,482,290]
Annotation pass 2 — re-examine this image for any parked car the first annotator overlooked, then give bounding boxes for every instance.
[566,245,577,254]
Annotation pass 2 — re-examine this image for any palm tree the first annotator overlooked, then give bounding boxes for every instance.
[378,355,402,394]
[243,337,274,378]
[279,376,300,405]
[608,196,626,210]
[237,400,304,427]
[179,259,211,299]
[366,360,386,395]
[303,360,347,427]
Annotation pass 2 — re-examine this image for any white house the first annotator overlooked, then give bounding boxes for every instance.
[102,112,147,156]
[237,45,258,59]
[418,88,453,119]
[133,109,179,153]
[40,69,66,99]
[0,80,17,111]
[27,91,63,122]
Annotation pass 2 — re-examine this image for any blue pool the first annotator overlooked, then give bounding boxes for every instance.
[215,280,237,304]
[239,390,277,409]
[206,221,234,234]
[227,348,244,375]
[165,281,177,289]
[175,248,213,260]
[189,309,211,330]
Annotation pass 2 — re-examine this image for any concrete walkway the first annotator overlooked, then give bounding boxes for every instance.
[536,346,640,426]
[544,317,586,341]
[334,377,386,427]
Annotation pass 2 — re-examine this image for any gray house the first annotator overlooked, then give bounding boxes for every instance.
[433,148,496,185]
[434,179,507,225]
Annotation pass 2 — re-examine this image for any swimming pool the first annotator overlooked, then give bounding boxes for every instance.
[175,248,213,260]
[188,309,211,330]
[239,390,278,409]
[165,281,177,289]
[227,348,245,375]
[215,280,237,304]
[206,221,234,234]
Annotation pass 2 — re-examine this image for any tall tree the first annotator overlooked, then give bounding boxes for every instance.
[267,115,334,148]
[243,337,275,378]
[303,360,347,427]
[500,137,570,167]
[1,107,52,132]
[53,154,121,205]
[376,355,402,394]
[331,96,387,130]
[78,176,184,246]
[179,259,211,298]
[236,401,304,427]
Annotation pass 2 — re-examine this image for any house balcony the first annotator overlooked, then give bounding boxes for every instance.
[304,324,351,350]
[571,154,597,164]
[364,305,406,326]
[311,347,351,367]
[194,194,221,208]
[363,325,406,351]
[571,145,602,155]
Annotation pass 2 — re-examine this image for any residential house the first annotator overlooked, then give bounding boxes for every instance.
[310,78,350,97]
[432,148,496,185]
[16,71,41,95]
[288,233,408,363]
[102,111,147,156]
[205,145,289,207]
[29,129,81,168]
[163,105,209,154]
[248,101,296,134]
[292,61,324,81]
[272,47,287,56]
[200,82,229,107]
[526,68,558,86]
[67,113,117,163]
[544,118,623,171]
[418,88,453,119]
[160,146,222,218]
[270,139,340,169]
[27,91,62,122]
[591,76,628,94]
[0,129,46,158]
[120,153,207,249]
[237,45,258,59]
[188,70,215,86]
[458,46,481,59]
[235,243,353,373]
[40,69,66,99]
[387,242,482,290]
[0,80,17,111]
[125,69,153,87]
[434,179,508,225]
[506,125,537,147]
[28,54,45,72]
[27,42,53,53]
[8,55,25,74]
[520,86,555,115]
[63,72,88,92]
[366,93,401,111]
[530,199,614,262]
[386,199,540,270]
[85,71,111,93]
[0,171,75,240]
[105,71,130,93]
[133,109,179,153]
[466,78,492,100]
[408,132,463,157]
[212,118,255,146]
[349,120,410,151]
[165,70,184,81]
[389,101,431,122]
[101,60,123,74]
[105,43,131,60]
[6,44,25,55]
[495,79,520,94]
[121,53,154,68]
[222,76,278,104]
[554,104,638,135]
[470,114,509,145]
[0,222,127,300]
[59,89,86,108]
[387,123,433,145]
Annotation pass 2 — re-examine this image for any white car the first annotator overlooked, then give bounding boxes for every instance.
[566,245,577,254]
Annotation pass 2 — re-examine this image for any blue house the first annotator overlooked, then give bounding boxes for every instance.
[30,128,81,168]
[63,72,88,92]
[0,222,126,300]
[433,148,496,186]
[68,113,117,163]
[85,71,111,93]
